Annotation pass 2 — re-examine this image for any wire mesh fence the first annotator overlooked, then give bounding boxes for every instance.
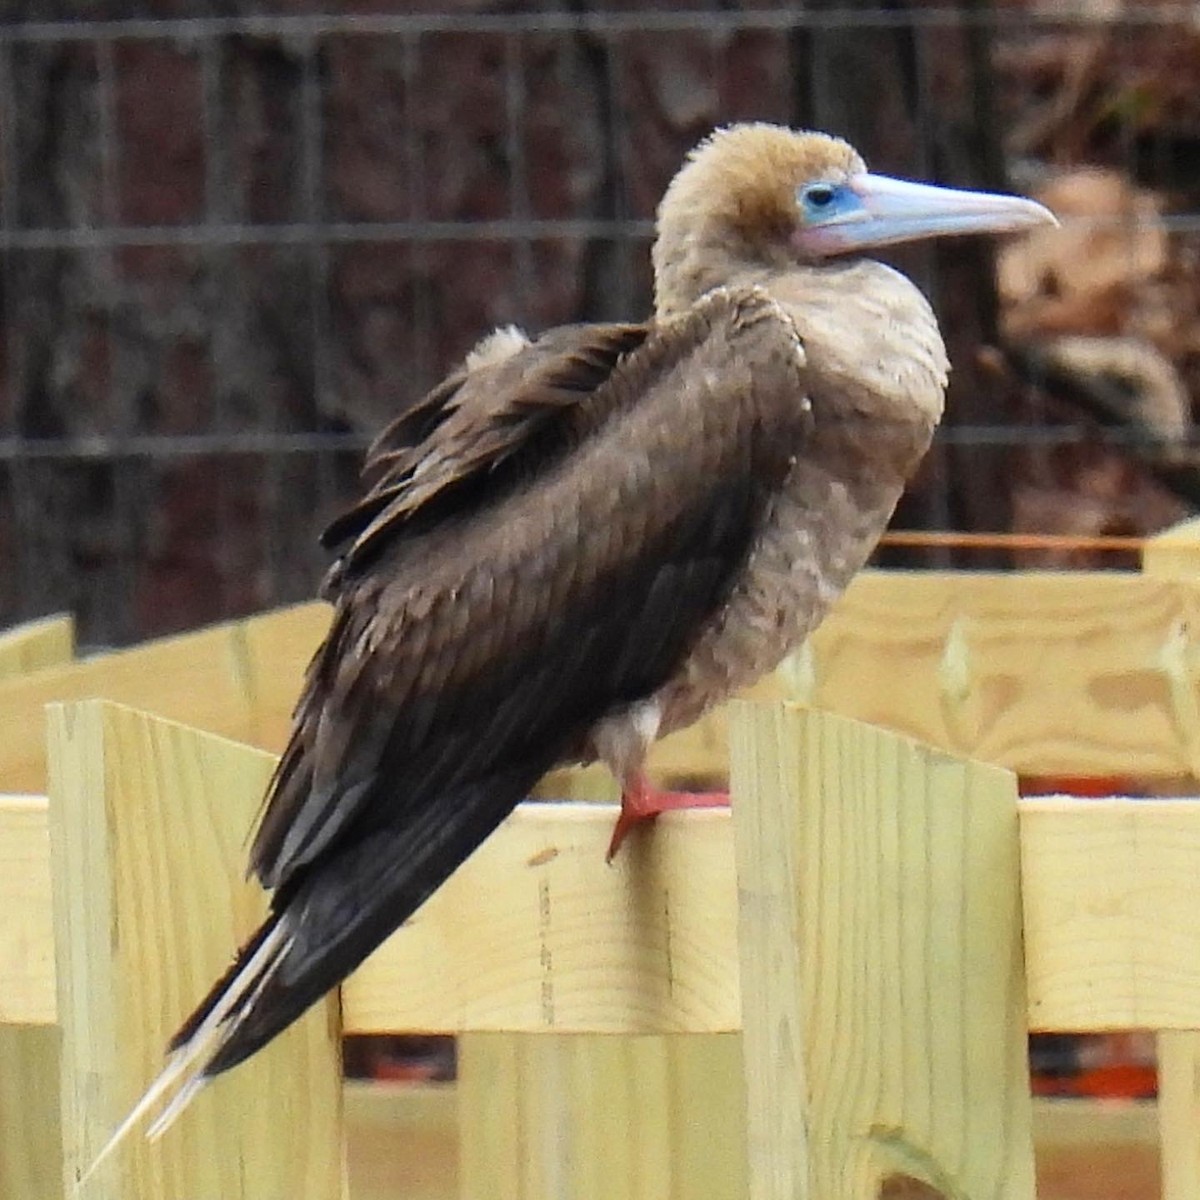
[2,2,1200,646]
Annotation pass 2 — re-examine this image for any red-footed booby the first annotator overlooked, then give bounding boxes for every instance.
[90,123,1055,1161]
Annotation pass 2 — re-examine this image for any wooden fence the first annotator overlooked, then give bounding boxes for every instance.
[6,518,1200,1197]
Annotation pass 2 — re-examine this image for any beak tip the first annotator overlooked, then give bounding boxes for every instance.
[1029,201,1059,229]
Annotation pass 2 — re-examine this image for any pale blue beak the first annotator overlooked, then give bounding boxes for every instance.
[795,172,1058,258]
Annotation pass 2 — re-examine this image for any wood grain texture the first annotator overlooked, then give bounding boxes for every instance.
[0,602,327,794]
[14,780,1200,1036]
[0,615,72,1200]
[347,800,740,1034]
[5,791,745,1033]
[804,570,1200,776]
[730,703,1035,1200]
[1021,797,1200,1030]
[458,769,747,1200]
[1143,518,1200,1200]
[46,701,345,1200]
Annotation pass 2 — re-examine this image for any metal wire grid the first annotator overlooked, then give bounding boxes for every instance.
[0,5,1193,644]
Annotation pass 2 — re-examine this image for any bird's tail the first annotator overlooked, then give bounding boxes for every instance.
[79,758,554,1187]
[78,913,294,1186]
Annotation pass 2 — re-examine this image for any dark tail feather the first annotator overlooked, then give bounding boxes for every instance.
[82,758,550,1182]
[202,760,546,1075]
[77,914,296,1185]
[168,916,282,1052]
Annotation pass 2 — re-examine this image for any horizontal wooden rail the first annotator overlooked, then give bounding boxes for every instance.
[7,786,1200,1035]
[0,602,328,794]
[7,568,1200,797]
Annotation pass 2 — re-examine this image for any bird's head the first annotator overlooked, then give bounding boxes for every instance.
[653,123,1057,316]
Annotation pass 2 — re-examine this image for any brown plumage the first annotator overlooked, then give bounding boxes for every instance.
[92,124,1054,1157]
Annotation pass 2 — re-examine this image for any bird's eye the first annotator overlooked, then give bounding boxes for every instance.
[804,184,837,209]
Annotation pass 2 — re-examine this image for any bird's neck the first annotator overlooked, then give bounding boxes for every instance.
[656,249,948,432]
[653,225,782,321]
[771,260,948,430]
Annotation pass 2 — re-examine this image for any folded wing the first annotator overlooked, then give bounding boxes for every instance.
[173,285,813,1076]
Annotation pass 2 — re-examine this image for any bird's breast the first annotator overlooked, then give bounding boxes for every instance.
[653,266,946,736]
[651,436,925,737]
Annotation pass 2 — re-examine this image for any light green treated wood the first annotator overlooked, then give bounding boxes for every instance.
[0,614,73,1200]
[458,1033,745,1200]
[458,762,748,1200]
[47,700,346,1200]
[0,1023,62,1200]
[731,703,1035,1200]
[1144,518,1200,1200]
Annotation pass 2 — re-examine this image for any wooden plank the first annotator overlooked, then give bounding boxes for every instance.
[0,1023,61,1200]
[46,701,345,1199]
[226,601,330,749]
[16,739,1200,1032]
[0,618,71,1200]
[1034,1098,1158,1200]
[1142,516,1200,581]
[804,570,1200,776]
[463,742,750,1200]
[0,600,742,795]
[1,789,743,1032]
[457,1033,745,1200]
[1157,1030,1200,1200]
[0,602,325,793]
[343,1084,1159,1200]
[1021,797,1200,1030]
[7,569,1200,800]
[348,798,740,1035]
[359,793,1200,1037]
[1143,519,1200,1200]
[0,614,74,680]
[0,795,55,1025]
[730,703,1034,1200]
[13,779,1200,1035]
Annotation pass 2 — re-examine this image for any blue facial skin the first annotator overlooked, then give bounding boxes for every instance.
[797,182,861,225]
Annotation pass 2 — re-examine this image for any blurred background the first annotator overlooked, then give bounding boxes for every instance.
[3,0,1196,1146]
[4,1,1200,652]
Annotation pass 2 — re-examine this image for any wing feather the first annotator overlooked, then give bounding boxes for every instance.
[251,288,809,893]
[171,286,814,1075]
[319,322,648,592]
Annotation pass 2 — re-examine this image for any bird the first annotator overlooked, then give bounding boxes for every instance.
[90,122,1055,1163]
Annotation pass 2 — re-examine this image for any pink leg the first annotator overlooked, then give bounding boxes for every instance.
[606,772,730,862]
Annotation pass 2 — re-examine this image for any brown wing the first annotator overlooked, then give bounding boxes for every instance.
[318,321,649,596]
[254,292,809,889]
[178,288,811,1075]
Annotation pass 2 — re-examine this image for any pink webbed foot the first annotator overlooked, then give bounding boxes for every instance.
[606,773,730,862]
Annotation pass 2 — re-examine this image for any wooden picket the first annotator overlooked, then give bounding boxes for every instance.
[7,518,1200,1196]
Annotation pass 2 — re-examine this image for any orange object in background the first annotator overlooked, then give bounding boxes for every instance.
[1022,775,1135,798]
